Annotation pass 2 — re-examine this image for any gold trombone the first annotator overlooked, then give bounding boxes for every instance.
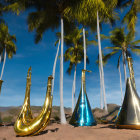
[14,67,53,136]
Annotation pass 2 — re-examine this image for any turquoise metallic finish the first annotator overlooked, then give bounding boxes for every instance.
[112,106,122,123]
[69,70,97,127]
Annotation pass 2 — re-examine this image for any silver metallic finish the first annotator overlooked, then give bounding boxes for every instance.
[116,78,140,129]
[127,57,136,89]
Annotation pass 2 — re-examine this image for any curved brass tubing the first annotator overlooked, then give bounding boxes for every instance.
[14,67,53,136]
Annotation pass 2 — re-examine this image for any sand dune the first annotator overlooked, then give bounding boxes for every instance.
[1,123,140,140]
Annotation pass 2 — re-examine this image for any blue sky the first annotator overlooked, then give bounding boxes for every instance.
[0,9,140,109]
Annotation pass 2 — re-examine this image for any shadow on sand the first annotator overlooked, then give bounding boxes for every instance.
[100,124,116,129]
[35,128,59,136]
[0,123,14,127]
[16,128,59,137]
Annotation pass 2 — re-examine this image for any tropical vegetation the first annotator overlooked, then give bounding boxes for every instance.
[0,0,140,124]
[56,27,95,112]
[103,27,140,104]
[0,23,16,81]
[27,0,76,124]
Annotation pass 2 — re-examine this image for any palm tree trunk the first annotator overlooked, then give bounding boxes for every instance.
[60,17,67,124]
[52,39,60,96]
[74,66,77,107]
[122,51,127,84]
[97,11,108,112]
[99,64,103,109]
[72,65,77,113]
[83,28,86,70]
[118,63,123,105]
[72,77,74,113]
[0,48,6,80]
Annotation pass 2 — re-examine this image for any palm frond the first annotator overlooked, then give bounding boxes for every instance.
[131,40,140,45]
[100,34,109,40]
[122,1,138,34]
[131,46,140,49]
[87,40,97,46]
[55,39,60,46]
[67,62,74,75]
[131,48,140,55]
[103,50,119,65]
[3,2,23,15]
[105,46,121,50]
[0,22,17,58]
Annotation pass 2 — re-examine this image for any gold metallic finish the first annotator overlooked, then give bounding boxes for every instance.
[116,78,140,129]
[82,70,92,84]
[14,67,53,136]
[127,57,136,89]
[116,124,140,129]
[0,80,3,94]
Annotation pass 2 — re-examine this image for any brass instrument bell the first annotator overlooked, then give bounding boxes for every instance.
[69,69,97,126]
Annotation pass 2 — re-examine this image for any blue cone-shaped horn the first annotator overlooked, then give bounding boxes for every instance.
[69,70,97,126]
[116,78,140,129]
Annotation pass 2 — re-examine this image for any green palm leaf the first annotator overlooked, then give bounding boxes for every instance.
[131,48,140,55]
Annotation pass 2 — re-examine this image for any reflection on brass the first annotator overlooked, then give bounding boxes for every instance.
[112,107,121,123]
[69,69,97,126]
[127,57,136,89]
[0,80,3,94]
[14,67,53,136]
[116,78,140,129]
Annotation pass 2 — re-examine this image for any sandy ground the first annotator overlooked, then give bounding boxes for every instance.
[1,123,140,140]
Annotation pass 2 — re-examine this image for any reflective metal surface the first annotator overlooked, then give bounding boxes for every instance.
[0,80,3,94]
[14,67,53,136]
[69,70,97,126]
[127,57,136,89]
[112,107,121,123]
[116,78,140,129]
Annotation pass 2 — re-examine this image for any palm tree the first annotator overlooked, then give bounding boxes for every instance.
[103,27,140,103]
[52,39,60,97]
[0,22,16,93]
[117,55,123,104]
[27,0,77,124]
[94,0,117,113]
[96,52,108,109]
[1,0,29,16]
[65,0,118,112]
[64,28,90,113]
[0,1,21,94]
[64,45,84,113]
[98,51,123,105]
[65,2,97,71]
[56,27,93,113]
[117,0,140,35]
